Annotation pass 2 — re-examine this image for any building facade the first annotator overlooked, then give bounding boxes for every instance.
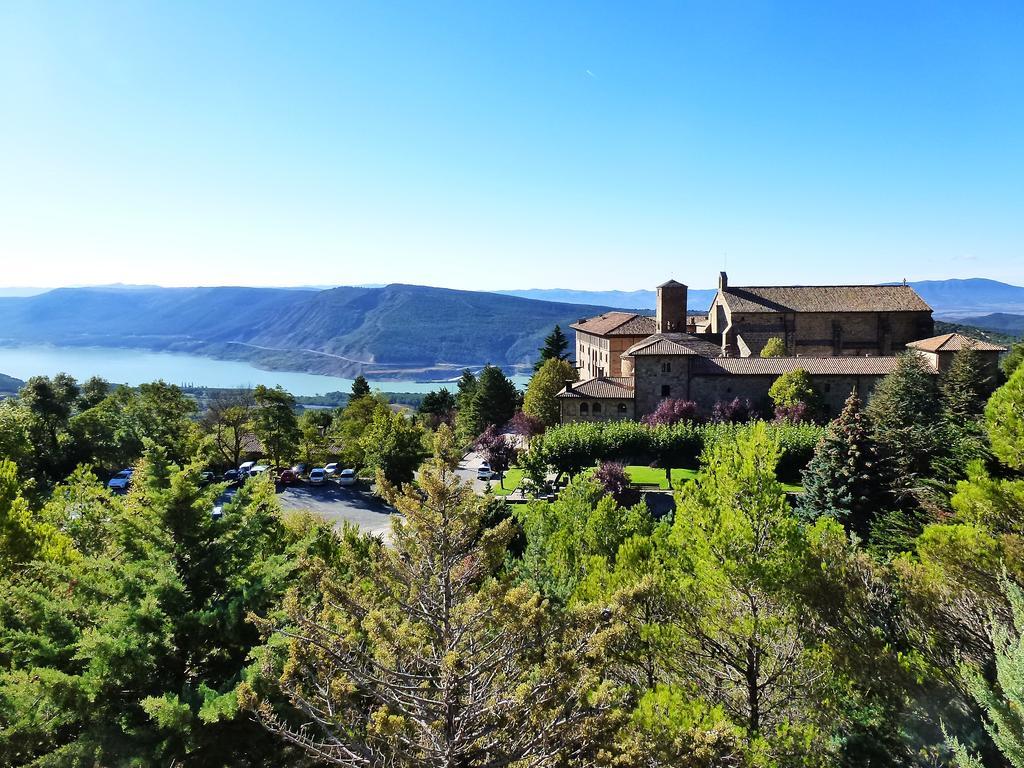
[558,274,1004,424]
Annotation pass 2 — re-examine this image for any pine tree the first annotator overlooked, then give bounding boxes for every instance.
[941,344,996,420]
[245,426,616,767]
[535,325,570,372]
[797,390,885,538]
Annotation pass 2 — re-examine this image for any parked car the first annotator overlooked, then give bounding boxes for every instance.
[337,468,357,487]
[324,463,340,476]
[249,465,270,478]
[199,471,216,485]
[223,469,239,482]
[291,463,308,478]
[107,469,133,493]
[211,504,224,520]
[477,462,496,480]
[276,468,297,484]
[309,468,327,485]
[238,461,257,478]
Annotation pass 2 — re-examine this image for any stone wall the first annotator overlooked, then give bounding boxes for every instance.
[791,312,933,357]
[687,373,887,419]
[576,331,648,377]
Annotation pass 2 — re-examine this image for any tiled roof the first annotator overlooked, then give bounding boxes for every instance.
[907,333,1007,353]
[571,312,657,336]
[718,285,931,314]
[622,333,723,358]
[689,356,913,376]
[556,376,635,399]
[658,279,687,288]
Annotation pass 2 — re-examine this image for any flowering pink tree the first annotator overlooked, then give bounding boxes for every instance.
[641,398,700,426]
[475,425,518,488]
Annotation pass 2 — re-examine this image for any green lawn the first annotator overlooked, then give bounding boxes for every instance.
[488,467,524,496]
[624,465,698,490]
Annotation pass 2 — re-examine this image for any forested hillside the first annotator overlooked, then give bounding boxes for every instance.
[0,285,618,378]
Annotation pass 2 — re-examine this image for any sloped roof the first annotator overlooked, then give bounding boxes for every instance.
[622,333,723,358]
[718,285,931,314]
[657,279,687,288]
[556,376,635,399]
[907,333,1006,353]
[689,356,913,376]
[571,312,656,336]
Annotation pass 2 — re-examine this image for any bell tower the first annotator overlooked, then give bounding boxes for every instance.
[656,279,688,333]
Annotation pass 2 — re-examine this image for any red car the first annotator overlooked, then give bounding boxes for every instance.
[275,468,297,485]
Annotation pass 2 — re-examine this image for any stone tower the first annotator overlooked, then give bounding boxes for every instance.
[656,279,688,333]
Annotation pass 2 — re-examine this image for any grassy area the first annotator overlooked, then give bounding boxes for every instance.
[488,467,524,496]
[624,465,698,490]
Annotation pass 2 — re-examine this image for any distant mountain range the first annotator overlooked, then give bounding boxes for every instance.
[500,278,1024,317]
[0,278,1019,384]
[0,285,621,380]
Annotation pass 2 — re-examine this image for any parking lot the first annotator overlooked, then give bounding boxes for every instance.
[275,480,394,537]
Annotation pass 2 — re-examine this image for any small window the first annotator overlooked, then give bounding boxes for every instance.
[593,402,603,414]
[617,403,627,415]
[579,403,589,415]
[661,361,671,373]
[824,382,831,392]
[661,385,671,397]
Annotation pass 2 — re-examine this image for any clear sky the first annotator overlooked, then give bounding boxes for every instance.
[1,1,1021,290]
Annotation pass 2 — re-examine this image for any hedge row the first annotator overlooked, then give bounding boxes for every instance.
[536,419,824,483]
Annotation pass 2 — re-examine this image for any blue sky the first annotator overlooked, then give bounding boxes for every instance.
[0,1,1021,290]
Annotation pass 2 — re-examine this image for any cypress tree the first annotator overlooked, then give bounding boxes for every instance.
[535,325,570,372]
[350,374,372,400]
[797,390,884,538]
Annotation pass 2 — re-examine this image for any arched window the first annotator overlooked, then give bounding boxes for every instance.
[617,403,627,416]
[592,402,603,414]
[579,402,589,415]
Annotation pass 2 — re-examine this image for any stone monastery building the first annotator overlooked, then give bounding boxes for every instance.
[558,273,1005,423]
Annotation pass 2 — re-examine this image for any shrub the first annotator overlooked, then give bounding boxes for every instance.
[711,397,758,423]
[641,398,700,426]
[595,461,630,502]
[760,337,787,357]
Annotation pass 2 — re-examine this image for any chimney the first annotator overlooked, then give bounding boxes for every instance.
[656,279,688,334]
[565,380,574,393]
[718,271,728,291]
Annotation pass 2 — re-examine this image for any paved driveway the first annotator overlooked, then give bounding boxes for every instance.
[276,481,395,536]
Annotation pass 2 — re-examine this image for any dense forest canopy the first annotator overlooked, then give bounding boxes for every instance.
[1,342,1024,766]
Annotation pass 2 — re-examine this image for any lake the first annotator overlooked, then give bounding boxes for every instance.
[0,345,528,395]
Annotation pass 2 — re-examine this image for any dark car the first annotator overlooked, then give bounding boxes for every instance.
[276,468,297,485]
[223,469,240,483]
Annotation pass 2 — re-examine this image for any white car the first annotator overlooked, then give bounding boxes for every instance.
[477,463,496,480]
[309,468,327,486]
[248,464,270,478]
[338,468,357,487]
[107,469,133,492]
[324,463,340,476]
[238,461,257,477]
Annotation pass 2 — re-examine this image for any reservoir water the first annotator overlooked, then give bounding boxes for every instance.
[0,345,526,395]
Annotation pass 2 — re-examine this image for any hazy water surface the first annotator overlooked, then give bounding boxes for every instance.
[0,345,526,395]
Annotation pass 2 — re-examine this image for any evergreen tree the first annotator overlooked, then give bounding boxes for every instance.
[457,365,518,441]
[535,324,570,371]
[524,357,577,426]
[350,374,372,400]
[941,344,996,420]
[797,390,884,538]
[245,426,615,767]
[986,363,1024,472]
[946,579,1024,768]
[865,353,945,488]
[1002,341,1024,380]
